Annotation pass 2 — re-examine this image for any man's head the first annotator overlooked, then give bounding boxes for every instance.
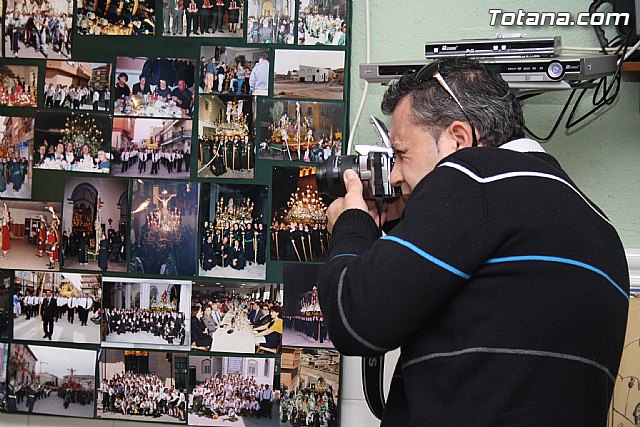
[381,58,524,195]
[177,80,186,91]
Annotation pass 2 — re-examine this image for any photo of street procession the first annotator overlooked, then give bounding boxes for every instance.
[0,116,34,200]
[273,49,345,100]
[298,0,347,46]
[43,61,112,112]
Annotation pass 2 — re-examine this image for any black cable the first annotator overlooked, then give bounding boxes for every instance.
[523,89,577,141]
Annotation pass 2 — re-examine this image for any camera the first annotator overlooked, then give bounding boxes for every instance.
[316,116,400,200]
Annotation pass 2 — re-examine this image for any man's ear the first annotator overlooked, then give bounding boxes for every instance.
[448,120,475,150]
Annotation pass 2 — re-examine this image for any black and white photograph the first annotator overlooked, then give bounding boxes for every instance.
[246,0,294,44]
[5,0,72,59]
[97,348,188,423]
[114,57,196,118]
[0,200,62,271]
[279,348,339,426]
[111,118,192,179]
[101,278,191,350]
[199,183,269,280]
[0,64,38,107]
[61,176,129,272]
[162,0,243,38]
[270,166,329,262]
[43,61,112,111]
[188,354,279,426]
[129,180,199,277]
[297,0,347,46]
[33,111,112,173]
[0,116,34,199]
[198,94,255,179]
[76,0,155,35]
[273,49,345,100]
[258,100,343,162]
[0,271,10,341]
[7,344,97,418]
[282,264,332,348]
[200,46,270,96]
[12,271,101,344]
[191,281,283,354]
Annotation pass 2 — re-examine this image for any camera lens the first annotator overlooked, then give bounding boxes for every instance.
[316,155,359,198]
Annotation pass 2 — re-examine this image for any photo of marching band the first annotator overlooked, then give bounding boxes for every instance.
[258,100,343,162]
[7,344,97,418]
[162,0,243,38]
[273,49,345,100]
[61,176,129,272]
[12,271,101,344]
[0,65,37,107]
[270,167,330,262]
[33,111,112,173]
[199,183,269,280]
[190,281,284,355]
[200,46,271,97]
[0,201,62,271]
[111,118,192,179]
[43,61,112,112]
[129,180,199,277]
[76,0,155,35]
[0,116,34,200]
[246,0,294,44]
[298,0,347,46]
[282,263,332,349]
[97,349,188,423]
[280,348,339,426]
[198,94,255,179]
[188,355,279,426]
[101,278,191,350]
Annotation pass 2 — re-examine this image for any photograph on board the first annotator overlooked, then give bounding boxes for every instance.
[298,0,347,46]
[273,49,345,100]
[0,271,10,341]
[246,0,294,44]
[0,116,34,199]
[163,0,243,38]
[200,45,270,96]
[0,64,38,107]
[76,0,155,35]
[43,61,112,112]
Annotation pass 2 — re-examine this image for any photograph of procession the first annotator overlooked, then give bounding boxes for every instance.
[111,118,192,179]
[188,354,279,426]
[270,166,330,262]
[61,176,129,272]
[191,281,283,355]
[298,0,347,46]
[43,61,112,112]
[114,57,196,119]
[246,0,294,44]
[33,111,112,173]
[258,100,343,162]
[12,271,101,344]
[0,65,38,107]
[198,94,255,179]
[280,348,339,426]
[76,0,155,35]
[200,46,270,97]
[101,278,191,350]
[0,271,10,341]
[273,49,344,100]
[129,180,199,277]
[162,0,243,38]
[97,348,188,423]
[7,344,97,418]
[0,200,62,272]
[199,183,269,280]
[0,115,34,199]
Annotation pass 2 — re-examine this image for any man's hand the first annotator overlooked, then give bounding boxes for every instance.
[326,170,368,233]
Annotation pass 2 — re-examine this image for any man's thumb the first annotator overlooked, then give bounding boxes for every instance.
[343,169,363,194]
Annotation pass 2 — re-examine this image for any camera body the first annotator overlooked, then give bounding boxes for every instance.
[316,116,400,200]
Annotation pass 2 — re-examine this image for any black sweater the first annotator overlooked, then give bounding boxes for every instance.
[318,140,630,426]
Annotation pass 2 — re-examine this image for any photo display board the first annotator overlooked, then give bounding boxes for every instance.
[0,0,350,425]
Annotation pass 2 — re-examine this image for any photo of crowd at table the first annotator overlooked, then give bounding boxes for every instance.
[12,271,101,344]
[76,0,155,35]
[270,167,330,263]
[97,349,188,423]
[43,61,112,112]
[162,0,243,38]
[129,180,199,277]
[200,46,271,97]
[198,94,256,179]
[298,0,347,46]
[114,57,196,119]
[0,116,34,200]
[5,0,73,59]
[111,118,192,179]
[246,0,294,44]
[0,65,37,108]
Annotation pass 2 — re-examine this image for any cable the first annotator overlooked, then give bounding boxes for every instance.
[562,46,619,53]
[523,89,577,141]
[347,0,371,155]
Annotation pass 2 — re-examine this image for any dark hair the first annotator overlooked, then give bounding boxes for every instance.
[270,305,282,317]
[381,58,524,147]
[118,72,128,81]
[258,53,269,61]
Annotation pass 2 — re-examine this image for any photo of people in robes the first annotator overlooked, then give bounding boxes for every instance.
[270,166,330,262]
[198,94,255,179]
[76,0,155,35]
[7,344,97,418]
[12,271,101,344]
[129,180,199,277]
[43,61,112,112]
[101,278,191,350]
[0,201,62,272]
[0,65,38,107]
[298,0,347,46]
[199,183,269,280]
[61,176,129,272]
[0,116,34,199]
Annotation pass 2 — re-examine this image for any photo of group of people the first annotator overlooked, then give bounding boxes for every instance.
[298,0,347,46]
[76,0,155,36]
[246,0,294,44]
[200,46,271,97]
[43,61,112,112]
[0,116,34,200]
[162,0,243,38]
[0,65,37,107]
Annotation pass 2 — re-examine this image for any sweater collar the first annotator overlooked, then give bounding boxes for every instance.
[499,138,546,153]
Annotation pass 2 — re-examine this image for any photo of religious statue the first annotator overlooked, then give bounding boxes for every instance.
[76,0,155,35]
[0,65,37,107]
[298,0,347,46]
[0,116,34,199]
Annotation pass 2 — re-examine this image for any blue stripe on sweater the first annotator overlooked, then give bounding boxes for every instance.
[486,255,629,300]
[380,236,471,280]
